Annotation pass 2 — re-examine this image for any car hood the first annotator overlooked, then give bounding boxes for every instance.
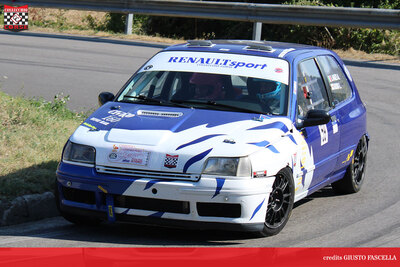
[70,102,293,174]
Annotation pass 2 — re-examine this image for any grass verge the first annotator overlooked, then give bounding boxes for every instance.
[0,91,84,201]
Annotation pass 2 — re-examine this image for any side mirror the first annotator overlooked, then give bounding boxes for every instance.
[98,92,115,106]
[297,109,331,129]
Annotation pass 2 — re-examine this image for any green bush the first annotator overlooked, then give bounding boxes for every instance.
[103,13,126,33]
[83,13,148,34]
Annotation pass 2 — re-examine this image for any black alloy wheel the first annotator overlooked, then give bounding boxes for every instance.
[332,135,368,194]
[353,135,368,186]
[259,167,294,236]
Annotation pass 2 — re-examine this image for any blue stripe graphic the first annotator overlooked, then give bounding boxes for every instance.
[149,211,165,218]
[248,140,270,147]
[267,145,279,153]
[250,198,266,221]
[248,140,279,153]
[183,148,213,173]
[86,102,255,133]
[176,134,225,151]
[122,208,130,215]
[287,134,297,145]
[144,179,170,190]
[212,178,225,198]
[247,121,289,133]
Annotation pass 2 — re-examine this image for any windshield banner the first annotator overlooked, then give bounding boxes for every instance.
[140,51,289,85]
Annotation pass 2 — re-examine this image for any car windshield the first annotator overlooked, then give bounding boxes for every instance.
[117,51,289,115]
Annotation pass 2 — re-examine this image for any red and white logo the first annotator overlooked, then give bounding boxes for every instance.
[4,5,29,32]
[164,154,179,168]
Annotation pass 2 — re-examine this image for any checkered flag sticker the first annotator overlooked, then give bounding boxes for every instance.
[164,154,179,168]
[4,5,29,32]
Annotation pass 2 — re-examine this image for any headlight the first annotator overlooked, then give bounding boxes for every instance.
[202,157,251,177]
[62,140,95,165]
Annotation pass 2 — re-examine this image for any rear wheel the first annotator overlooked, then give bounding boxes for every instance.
[332,135,368,194]
[258,167,294,236]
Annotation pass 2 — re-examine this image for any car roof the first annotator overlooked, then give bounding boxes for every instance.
[163,40,331,61]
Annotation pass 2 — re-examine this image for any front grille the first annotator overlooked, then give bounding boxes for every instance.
[114,195,190,214]
[197,202,241,218]
[62,187,96,205]
[61,186,190,214]
[96,165,199,181]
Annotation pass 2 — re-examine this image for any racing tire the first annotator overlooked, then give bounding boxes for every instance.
[258,167,294,237]
[332,135,368,194]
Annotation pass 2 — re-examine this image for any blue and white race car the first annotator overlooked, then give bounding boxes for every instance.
[56,40,368,236]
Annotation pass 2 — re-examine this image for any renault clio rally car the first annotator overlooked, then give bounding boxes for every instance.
[56,40,368,236]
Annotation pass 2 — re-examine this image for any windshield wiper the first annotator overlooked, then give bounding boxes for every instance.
[171,99,270,115]
[122,95,163,104]
[121,95,191,108]
[207,101,272,115]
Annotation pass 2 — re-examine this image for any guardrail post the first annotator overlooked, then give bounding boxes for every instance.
[252,22,262,41]
[125,13,134,35]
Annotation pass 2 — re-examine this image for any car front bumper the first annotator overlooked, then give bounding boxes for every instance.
[56,162,274,232]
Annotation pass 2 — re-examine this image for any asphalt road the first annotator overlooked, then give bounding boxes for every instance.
[0,30,399,247]
[0,30,165,112]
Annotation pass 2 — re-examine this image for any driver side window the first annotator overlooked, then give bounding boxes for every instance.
[297,59,330,118]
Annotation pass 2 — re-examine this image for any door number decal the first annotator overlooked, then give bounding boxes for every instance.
[319,124,328,146]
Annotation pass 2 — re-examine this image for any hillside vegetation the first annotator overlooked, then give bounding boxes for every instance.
[140,0,400,55]
[0,92,83,200]
[0,1,398,55]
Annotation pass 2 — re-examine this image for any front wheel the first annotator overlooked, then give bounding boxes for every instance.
[332,135,368,194]
[258,167,294,236]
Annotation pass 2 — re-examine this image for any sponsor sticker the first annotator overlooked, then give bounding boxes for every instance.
[108,144,150,166]
[108,205,114,218]
[253,170,267,178]
[330,82,342,91]
[253,114,271,122]
[4,5,28,32]
[90,117,110,126]
[108,153,117,160]
[164,154,179,168]
[328,74,340,82]
[108,110,135,118]
[89,110,135,126]
[167,56,268,70]
[332,122,339,134]
[342,149,354,164]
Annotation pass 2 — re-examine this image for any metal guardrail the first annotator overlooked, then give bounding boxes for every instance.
[1,0,399,30]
